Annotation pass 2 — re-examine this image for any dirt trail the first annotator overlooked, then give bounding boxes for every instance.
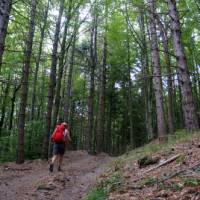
[0,151,112,200]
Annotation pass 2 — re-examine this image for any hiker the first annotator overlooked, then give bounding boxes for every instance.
[49,122,71,172]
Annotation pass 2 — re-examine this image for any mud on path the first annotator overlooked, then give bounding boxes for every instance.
[0,151,112,200]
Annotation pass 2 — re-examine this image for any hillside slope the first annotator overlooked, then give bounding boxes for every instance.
[0,151,112,200]
[85,131,200,200]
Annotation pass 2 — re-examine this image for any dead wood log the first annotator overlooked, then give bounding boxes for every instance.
[145,154,180,173]
[133,154,180,182]
[138,156,160,168]
[161,160,200,182]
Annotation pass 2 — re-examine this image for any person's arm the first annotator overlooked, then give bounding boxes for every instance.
[67,130,71,142]
[51,126,58,141]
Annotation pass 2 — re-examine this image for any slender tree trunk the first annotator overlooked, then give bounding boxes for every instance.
[145,13,155,137]
[37,67,46,120]
[86,15,97,153]
[148,0,167,141]
[0,0,12,73]
[80,73,86,149]
[9,84,21,130]
[167,0,199,131]
[106,82,114,154]
[42,0,65,159]
[0,80,10,134]
[58,62,68,122]
[126,30,135,148]
[139,11,154,140]
[63,34,76,123]
[31,0,50,121]
[156,17,174,134]
[196,66,200,119]
[190,38,200,123]
[53,0,72,127]
[121,80,129,152]
[96,10,107,153]
[16,0,37,164]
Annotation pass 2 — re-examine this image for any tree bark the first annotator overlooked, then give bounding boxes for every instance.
[86,15,97,153]
[148,0,167,140]
[16,0,37,164]
[42,0,65,159]
[96,7,107,153]
[0,0,12,73]
[9,84,21,130]
[53,0,72,127]
[106,82,114,154]
[0,79,10,134]
[63,33,76,123]
[156,16,174,134]
[167,0,199,131]
[139,9,154,140]
[127,29,135,148]
[31,0,50,121]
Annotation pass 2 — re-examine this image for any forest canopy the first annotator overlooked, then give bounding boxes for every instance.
[0,0,199,163]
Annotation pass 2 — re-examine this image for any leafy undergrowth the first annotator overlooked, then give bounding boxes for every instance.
[84,130,200,200]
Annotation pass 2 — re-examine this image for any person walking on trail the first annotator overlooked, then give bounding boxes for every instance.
[49,122,71,172]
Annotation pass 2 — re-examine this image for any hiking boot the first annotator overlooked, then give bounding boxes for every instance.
[58,166,62,172]
[49,164,54,172]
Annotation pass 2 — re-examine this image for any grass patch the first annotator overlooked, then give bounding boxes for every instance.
[142,177,158,186]
[121,130,199,164]
[84,130,200,199]
[83,188,107,200]
[83,172,123,200]
[183,178,200,187]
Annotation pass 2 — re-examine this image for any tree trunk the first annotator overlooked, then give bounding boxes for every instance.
[9,84,21,130]
[106,82,114,154]
[0,0,12,72]
[86,15,97,153]
[156,17,174,134]
[139,10,154,140]
[148,0,167,140]
[52,0,72,127]
[127,29,135,148]
[42,0,65,159]
[96,9,107,153]
[80,73,86,149]
[167,0,199,131]
[63,34,76,123]
[31,0,50,121]
[16,0,37,164]
[0,79,10,134]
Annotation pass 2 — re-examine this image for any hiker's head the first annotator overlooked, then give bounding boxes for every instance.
[62,122,68,128]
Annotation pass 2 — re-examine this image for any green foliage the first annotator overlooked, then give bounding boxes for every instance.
[0,0,200,163]
[158,181,184,191]
[142,177,157,186]
[176,155,186,165]
[0,132,17,162]
[83,172,123,200]
[24,120,45,159]
[83,188,107,200]
[183,178,200,187]
[171,182,184,191]
[101,172,123,193]
[0,120,45,163]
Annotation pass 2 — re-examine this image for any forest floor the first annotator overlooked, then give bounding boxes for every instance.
[0,151,112,200]
[106,131,200,200]
[1,132,200,200]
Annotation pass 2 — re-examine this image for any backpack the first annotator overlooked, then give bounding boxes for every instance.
[51,124,65,143]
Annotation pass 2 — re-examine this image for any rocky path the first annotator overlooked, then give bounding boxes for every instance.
[0,151,112,200]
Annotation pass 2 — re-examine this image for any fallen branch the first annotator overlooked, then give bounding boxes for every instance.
[133,154,180,182]
[161,160,200,182]
[4,167,32,171]
[145,154,180,173]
